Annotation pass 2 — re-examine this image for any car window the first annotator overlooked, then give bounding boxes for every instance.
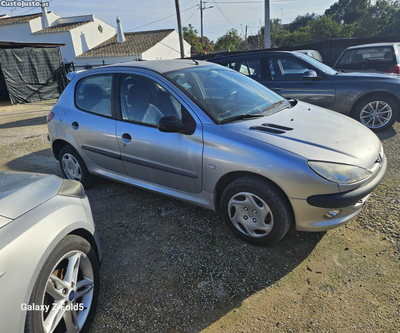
[269,57,309,80]
[166,66,289,123]
[220,59,262,79]
[75,75,113,117]
[120,74,183,127]
[337,47,395,68]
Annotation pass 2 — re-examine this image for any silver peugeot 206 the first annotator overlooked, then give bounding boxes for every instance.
[47,60,386,246]
[0,171,101,333]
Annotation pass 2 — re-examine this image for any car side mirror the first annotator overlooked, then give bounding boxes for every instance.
[303,70,318,80]
[158,116,187,133]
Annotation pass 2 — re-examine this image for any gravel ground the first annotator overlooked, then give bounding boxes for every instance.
[0,100,399,332]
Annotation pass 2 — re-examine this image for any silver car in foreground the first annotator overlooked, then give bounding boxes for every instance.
[48,60,386,245]
[0,172,101,333]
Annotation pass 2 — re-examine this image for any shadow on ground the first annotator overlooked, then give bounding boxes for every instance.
[8,150,324,332]
[0,115,47,129]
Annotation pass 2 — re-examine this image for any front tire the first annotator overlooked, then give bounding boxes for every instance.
[354,96,398,132]
[220,176,293,246]
[59,145,94,188]
[25,235,100,333]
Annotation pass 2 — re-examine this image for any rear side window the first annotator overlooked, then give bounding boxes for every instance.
[219,59,262,79]
[337,47,395,67]
[75,75,113,117]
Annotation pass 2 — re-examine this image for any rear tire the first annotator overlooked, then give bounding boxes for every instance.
[59,145,94,188]
[354,96,398,132]
[220,176,293,246]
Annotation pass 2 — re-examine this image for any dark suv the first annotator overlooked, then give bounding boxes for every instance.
[334,43,400,74]
[208,51,400,132]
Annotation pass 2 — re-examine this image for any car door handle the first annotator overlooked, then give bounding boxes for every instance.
[271,86,284,91]
[71,121,79,130]
[122,133,132,143]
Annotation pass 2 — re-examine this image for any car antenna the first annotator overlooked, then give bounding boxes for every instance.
[192,59,199,65]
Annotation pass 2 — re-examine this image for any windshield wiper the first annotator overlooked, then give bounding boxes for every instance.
[263,100,290,113]
[220,113,264,124]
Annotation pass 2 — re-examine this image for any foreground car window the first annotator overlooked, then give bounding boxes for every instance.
[75,75,113,117]
[120,74,183,126]
[166,66,288,123]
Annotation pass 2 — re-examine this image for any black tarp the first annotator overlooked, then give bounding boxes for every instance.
[0,47,67,104]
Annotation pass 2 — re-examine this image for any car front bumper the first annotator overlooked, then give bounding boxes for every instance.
[291,153,387,232]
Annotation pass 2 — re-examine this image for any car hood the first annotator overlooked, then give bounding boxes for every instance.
[0,172,62,220]
[222,102,382,169]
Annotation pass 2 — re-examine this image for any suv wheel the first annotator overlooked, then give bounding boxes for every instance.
[354,96,398,132]
[220,176,293,246]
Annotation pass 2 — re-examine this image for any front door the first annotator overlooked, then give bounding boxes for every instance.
[67,73,125,174]
[116,73,203,194]
[262,56,336,110]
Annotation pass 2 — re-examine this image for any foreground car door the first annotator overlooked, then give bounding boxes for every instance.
[67,73,125,174]
[263,55,336,110]
[115,72,203,194]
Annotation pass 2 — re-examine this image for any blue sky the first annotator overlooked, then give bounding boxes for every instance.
[6,0,337,41]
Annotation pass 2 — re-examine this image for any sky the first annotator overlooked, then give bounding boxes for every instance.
[4,0,337,42]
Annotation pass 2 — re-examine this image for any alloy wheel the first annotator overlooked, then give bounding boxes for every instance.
[62,154,82,181]
[360,101,392,129]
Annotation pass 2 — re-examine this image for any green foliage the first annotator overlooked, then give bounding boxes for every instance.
[215,29,243,52]
[183,24,214,55]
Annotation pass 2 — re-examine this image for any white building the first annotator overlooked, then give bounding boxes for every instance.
[0,8,191,65]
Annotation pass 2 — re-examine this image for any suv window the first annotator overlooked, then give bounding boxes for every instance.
[268,57,309,80]
[119,74,184,126]
[220,59,262,79]
[75,75,113,117]
[336,47,395,70]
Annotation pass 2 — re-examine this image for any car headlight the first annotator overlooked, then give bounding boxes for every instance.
[308,161,371,184]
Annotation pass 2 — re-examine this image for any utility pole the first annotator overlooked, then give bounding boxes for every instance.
[264,0,270,49]
[200,0,204,45]
[245,25,248,40]
[200,1,214,47]
[175,0,185,58]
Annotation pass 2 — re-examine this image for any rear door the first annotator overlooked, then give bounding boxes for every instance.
[263,55,336,110]
[115,71,203,194]
[67,72,125,174]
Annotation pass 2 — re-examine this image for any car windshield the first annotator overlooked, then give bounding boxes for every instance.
[165,66,290,123]
[299,54,337,75]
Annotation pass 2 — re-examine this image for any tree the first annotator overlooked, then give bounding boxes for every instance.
[325,0,370,25]
[182,24,214,55]
[287,13,317,32]
[215,29,243,52]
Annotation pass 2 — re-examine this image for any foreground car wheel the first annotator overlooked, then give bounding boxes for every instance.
[25,235,100,333]
[355,96,398,132]
[59,146,94,188]
[220,177,293,246]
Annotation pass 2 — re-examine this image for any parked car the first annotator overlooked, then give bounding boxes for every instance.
[208,51,400,132]
[296,49,323,62]
[334,43,400,74]
[0,171,101,333]
[47,60,386,246]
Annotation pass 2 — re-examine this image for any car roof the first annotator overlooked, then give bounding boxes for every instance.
[346,43,400,50]
[209,51,296,61]
[105,59,213,73]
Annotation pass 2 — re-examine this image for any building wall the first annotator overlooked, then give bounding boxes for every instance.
[69,18,115,61]
[0,13,115,63]
[142,31,191,60]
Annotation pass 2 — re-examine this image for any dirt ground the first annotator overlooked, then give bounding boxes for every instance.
[0,99,399,332]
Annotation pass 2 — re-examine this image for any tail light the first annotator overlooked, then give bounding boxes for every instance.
[388,65,400,74]
[47,111,55,122]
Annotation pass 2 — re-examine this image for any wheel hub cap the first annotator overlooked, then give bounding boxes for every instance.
[227,192,274,238]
